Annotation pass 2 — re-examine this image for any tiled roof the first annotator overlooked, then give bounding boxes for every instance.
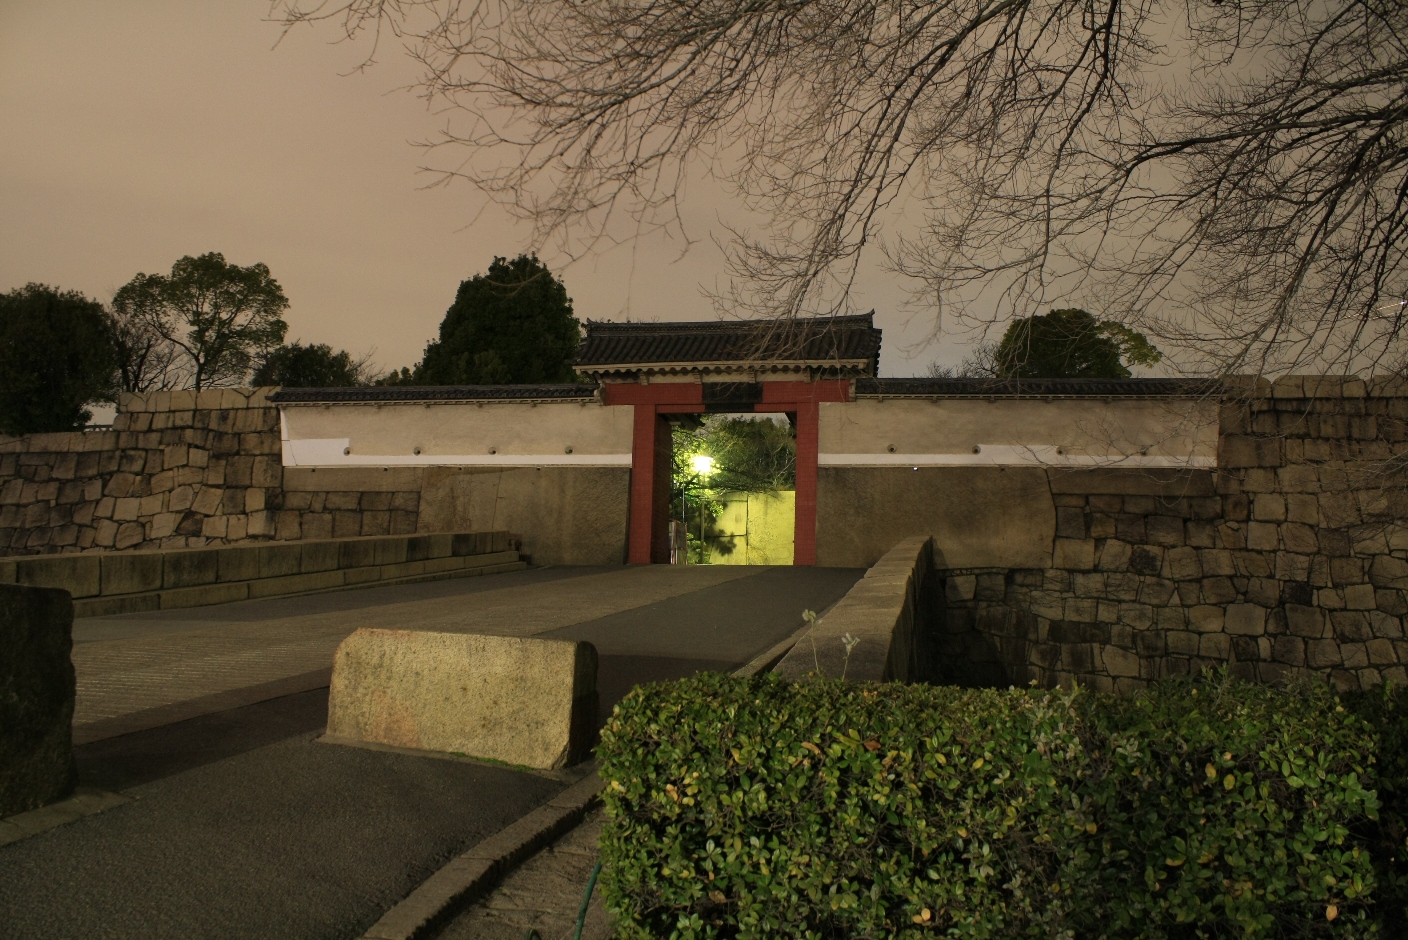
[573,314,882,375]
[269,384,597,404]
[856,377,1219,398]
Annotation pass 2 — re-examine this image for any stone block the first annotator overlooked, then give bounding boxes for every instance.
[945,575,977,602]
[1146,516,1185,547]
[99,552,163,596]
[1101,645,1141,677]
[1371,555,1408,589]
[300,540,340,574]
[331,511,361,538]
[301,513,333,541]
[191,487,223,516]
[158,581,250,610]
[1345,583,1378,610]
[258,543,303,579]
[1247,522,1279,551]
[1368,638,1399,665]
[1220,435,1281,468]
[247,570,345,598]
[1201,577,1238,605]
[1272,636,1305,666]
[1052,538,1095,571]
[1307,639,1342,668]
[1199,549,1236,577]
[12,555,100,598]
[339,537,378,570]
[1199,634,1230,658]
[1253,495,1286,522]
[217,545,262,583]
[1225,604,1267,635]
[1166,631,1200,656]
[1372,610,1405,638]
[1342,643,1369,669]
[326,630,598,771]
[1165,546,1202,581]
[1280,523,1318,554]
[0,584,76,817]
[163,549,218,589]
[1332,611,1373,642]
[1188,605,1225,633]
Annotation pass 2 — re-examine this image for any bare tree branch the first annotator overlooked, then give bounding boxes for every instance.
[272,0,1408,376]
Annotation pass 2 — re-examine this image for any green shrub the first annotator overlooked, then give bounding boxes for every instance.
[1345,683,1408,933]
[598,672,1382,939]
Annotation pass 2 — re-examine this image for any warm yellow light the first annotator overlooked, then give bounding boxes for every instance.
[691,454,715,475]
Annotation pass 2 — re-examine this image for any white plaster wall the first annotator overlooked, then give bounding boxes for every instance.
[819,397,1218,468]
[279,401,635,467]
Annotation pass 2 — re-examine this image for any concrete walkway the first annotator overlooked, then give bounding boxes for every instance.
[1,563,863,940]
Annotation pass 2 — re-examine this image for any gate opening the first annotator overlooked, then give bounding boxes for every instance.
[669,413,796,565]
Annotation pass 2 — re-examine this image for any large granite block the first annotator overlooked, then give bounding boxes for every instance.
[326,630,597,770]
[0,583,76,817]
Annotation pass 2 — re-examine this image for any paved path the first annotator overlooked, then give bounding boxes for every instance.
[1,563,863,940]
[436,808,610,940]
[70,565,785,732]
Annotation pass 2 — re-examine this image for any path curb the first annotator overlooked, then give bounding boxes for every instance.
[360,767,604,940]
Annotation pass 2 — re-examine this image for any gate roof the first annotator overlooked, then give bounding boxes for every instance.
[572,314,882,380]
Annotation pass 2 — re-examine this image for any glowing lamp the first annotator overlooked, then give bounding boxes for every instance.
[691,454,715,475]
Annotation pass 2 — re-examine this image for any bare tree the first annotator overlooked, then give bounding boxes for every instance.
[105,306,179,394]
[272,0,1408,378]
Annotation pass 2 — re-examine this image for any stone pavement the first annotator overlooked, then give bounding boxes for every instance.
[70,563,861,738]
[1,563,864,939]
[436,808,611,940]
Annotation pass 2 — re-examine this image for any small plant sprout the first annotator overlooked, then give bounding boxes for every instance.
[840,632,860,679]
[802,609,820,673]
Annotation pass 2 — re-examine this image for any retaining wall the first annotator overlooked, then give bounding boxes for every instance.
[1,531,520,618]
[0,390,626,564]
[776,536,936,682]
[934,377,1408,692]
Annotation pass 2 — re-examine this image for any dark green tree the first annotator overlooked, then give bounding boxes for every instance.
[253,342,369,387]
[994,309,1162,379]
[415,254,581,385]
[112,253,289,390]
[0,284,118,434]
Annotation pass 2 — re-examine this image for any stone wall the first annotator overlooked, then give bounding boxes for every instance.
[0,389,284,555]
[0,390,629,564]
[935,377,1408,692]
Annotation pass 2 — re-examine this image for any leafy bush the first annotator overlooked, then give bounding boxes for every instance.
[598,672,1384,938]
[1345,683,1408,934]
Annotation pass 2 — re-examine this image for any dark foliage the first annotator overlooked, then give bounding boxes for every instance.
[414,254,580,385]
[112,253,288,391]
[600,670,1387,937]
[0,284,117,435]
[253,342,366,387]
[994,309,1162,379]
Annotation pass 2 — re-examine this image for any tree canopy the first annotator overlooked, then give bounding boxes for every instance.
[253,342,370,387]
[993,309,1162,379]
[112,253,288,390]
[277,0,1408,378]
[673,416,796,500]
[0,284,117,434]
[414,254,580,385]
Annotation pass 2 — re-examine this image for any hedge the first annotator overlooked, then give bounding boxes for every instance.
[598,671,1391,938]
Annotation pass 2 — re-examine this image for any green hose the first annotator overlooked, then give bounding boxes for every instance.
[522,860,601,940]
[573,861,603,940]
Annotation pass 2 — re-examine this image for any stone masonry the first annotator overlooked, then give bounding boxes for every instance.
[0,389,421,555]
[937,376,1408,693]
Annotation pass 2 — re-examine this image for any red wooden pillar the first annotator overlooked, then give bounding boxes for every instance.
[792,399,819,566]
[627,404,672,564]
